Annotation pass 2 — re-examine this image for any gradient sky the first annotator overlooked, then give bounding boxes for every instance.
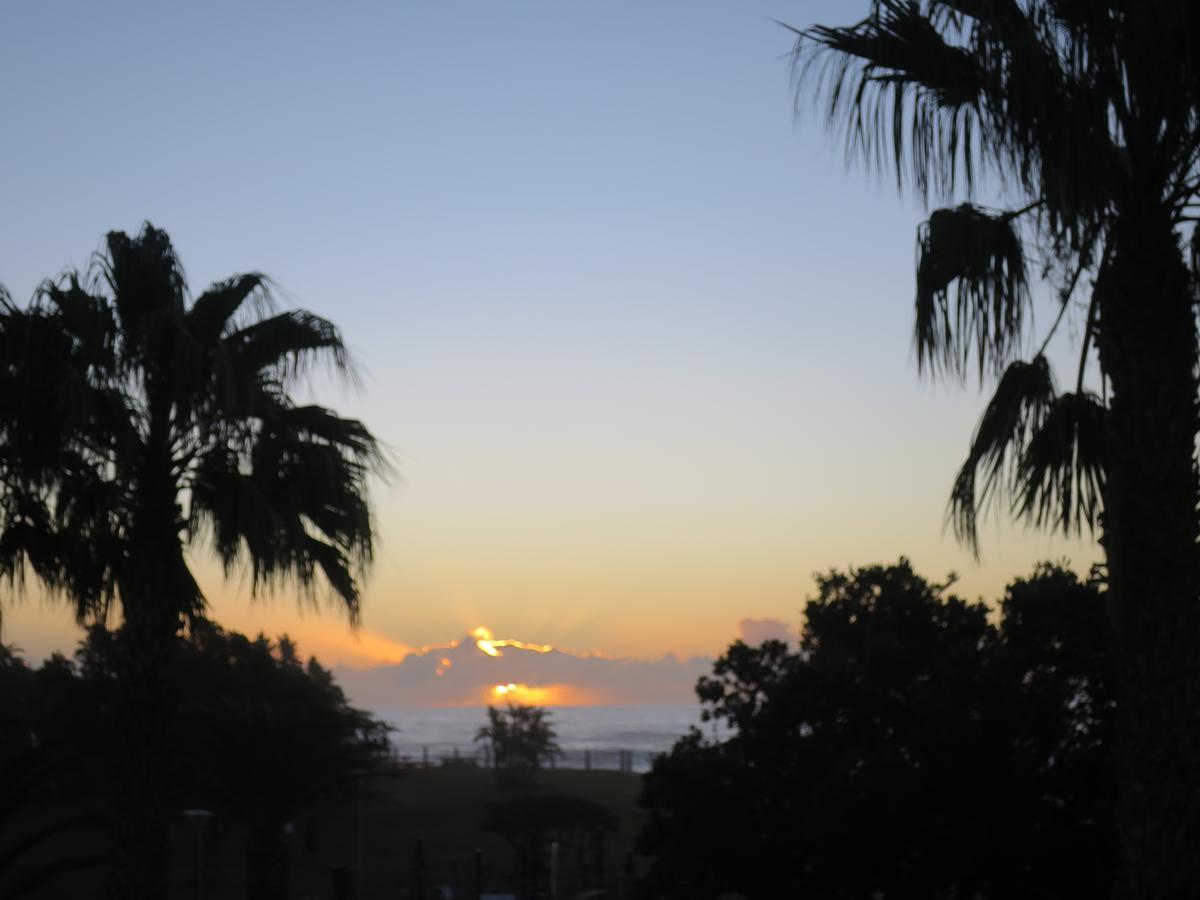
[0,1,1097,669]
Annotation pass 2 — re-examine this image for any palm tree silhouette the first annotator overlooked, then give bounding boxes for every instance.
[791,3,1200,895]
[0,224,385,899]
[476,703,562,772]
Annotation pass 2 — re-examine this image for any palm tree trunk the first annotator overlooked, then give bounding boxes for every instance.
[112,448,185,900]
[1096,199,1200,898]
[111,606,177,900]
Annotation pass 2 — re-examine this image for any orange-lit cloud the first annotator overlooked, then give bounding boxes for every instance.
[472,625,552,657]
[334,625,709,708]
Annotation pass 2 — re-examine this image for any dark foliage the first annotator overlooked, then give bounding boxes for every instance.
[0,748,109,899]
[0,625,390,900]
[0,224,385,900]
[638,560,1115,900]
[791,7,1200,890]
[476,703,562,773]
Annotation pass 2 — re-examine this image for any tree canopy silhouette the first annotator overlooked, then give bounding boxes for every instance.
[476,703,562,774]
[0,223,386,900]
[0,623,391,900]
[175,624,391,900]
[638,560,1115,900]
[789,4,1200,893]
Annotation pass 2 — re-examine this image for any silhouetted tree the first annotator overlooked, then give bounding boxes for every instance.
[175,624,391,900]
[0,224,385,900]
[0,624,390,900]
[0,645,33,763]
[638,560,1115,899]
[476,703,562,773]
[789,6,1200,892]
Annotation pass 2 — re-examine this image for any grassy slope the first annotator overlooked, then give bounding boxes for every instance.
[26,767,645,899]
[344,767,645,899]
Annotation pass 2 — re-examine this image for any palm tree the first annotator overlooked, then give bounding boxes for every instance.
[0,224,385,900]
[789,3,1200,895]
[476,703,561,772]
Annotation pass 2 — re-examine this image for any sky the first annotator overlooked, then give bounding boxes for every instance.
[0,1,1098,681]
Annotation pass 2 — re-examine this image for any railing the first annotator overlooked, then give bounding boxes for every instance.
[389,745,655,774]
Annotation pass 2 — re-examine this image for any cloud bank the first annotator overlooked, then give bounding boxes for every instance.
[333,628,712,708]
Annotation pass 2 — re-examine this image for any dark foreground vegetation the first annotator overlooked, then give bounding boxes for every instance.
[0,624,391,899]
[789,4,1200,895]
[0,627,644,899]
[639,560,1114,900]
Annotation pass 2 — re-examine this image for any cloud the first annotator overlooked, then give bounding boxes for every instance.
[737,617,795,647]
[333,630,712,708]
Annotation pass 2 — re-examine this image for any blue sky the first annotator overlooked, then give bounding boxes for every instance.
[0,1,1096,665]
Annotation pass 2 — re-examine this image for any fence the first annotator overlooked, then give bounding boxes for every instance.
[390,745,653,774]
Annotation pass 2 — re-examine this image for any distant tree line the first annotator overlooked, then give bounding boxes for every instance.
[638,560,1114,900]
[0,623,391,900]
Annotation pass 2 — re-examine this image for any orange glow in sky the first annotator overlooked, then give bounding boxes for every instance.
[487,682,594,707]
[0,2,1107,677]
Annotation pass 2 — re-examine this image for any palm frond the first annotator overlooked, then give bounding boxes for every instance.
[265,404,385,467]
[303,536,361,622]
[915,204,1030,378]
[32,277,117,368]
[791,0,988,197]
[188,273,272,345]
[94,224,187,353]
[1015,391,1106,537]
[0,481,122,626]
[225,311,349,381]
[190,424,374,622]
[949,355,1056,552]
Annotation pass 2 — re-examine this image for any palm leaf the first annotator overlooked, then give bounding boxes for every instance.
[949,355,1056,552]
[225,311,349,380]
[915,204,1030,378]
[190,431,372,620]
[33,277,117,369]
[95,224,187,354]
[264,404,383,466]
[1015,391,1106,536]
[791,1,988,197]
[188,273,272,344]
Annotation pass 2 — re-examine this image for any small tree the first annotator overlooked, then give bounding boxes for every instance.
[476,703,561,772]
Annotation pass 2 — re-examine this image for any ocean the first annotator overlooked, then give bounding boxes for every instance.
[375,704,728,774]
